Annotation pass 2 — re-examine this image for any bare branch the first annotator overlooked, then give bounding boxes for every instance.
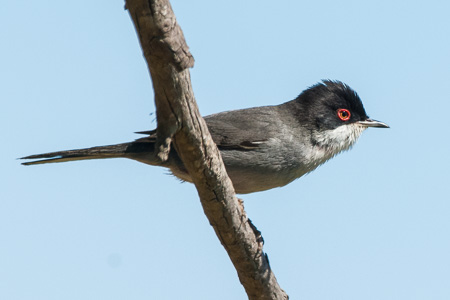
[125,1,288,298]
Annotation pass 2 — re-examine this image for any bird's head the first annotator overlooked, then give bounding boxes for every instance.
[292,80,389,154]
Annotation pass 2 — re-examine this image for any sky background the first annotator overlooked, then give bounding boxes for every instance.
[1,0,450,299]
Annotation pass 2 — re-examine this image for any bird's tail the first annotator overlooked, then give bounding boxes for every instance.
[20,138,155,166]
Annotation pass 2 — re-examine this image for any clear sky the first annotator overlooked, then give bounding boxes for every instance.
[2,0,450,299]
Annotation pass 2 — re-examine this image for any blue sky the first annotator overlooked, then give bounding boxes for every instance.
[2,0,450,299]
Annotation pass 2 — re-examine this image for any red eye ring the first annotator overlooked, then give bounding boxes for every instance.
[337,109,351,121]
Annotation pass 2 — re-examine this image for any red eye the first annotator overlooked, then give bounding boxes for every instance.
[337,109,351,121]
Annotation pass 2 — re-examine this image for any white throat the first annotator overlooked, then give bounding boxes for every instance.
[308,123,366,166]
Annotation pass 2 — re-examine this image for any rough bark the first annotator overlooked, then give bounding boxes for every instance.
[125,1,288,299]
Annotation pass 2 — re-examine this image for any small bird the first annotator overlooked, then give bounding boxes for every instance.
[21,80,388,194]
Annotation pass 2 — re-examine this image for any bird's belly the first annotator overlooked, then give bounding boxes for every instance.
[220,152,309,194]
[167,146,314,194]
[226,169,300,194]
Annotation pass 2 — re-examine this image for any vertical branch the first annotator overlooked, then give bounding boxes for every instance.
[125,1,288,299]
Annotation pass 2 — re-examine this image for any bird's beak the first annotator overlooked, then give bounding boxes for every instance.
[357,118,389,128]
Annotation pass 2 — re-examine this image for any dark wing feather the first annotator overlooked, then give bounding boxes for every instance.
[135,106,280,151]
[204,106,279,150]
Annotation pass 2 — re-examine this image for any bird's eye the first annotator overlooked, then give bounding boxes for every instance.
[337,109,351,121]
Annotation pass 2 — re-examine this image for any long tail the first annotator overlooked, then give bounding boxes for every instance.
[20,138,155,166]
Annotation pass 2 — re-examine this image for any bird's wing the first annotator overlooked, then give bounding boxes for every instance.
[204,107,277,151]
[135,106,278,151]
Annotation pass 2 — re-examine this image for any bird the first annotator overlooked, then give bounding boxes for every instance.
[21,80,389,194]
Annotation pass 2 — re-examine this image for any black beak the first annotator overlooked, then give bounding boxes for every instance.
[357,118,389,128]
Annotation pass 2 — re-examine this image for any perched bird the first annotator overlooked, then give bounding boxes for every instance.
[21,80,388,194]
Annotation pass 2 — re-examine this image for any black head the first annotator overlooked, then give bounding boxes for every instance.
[289,80,388,130]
